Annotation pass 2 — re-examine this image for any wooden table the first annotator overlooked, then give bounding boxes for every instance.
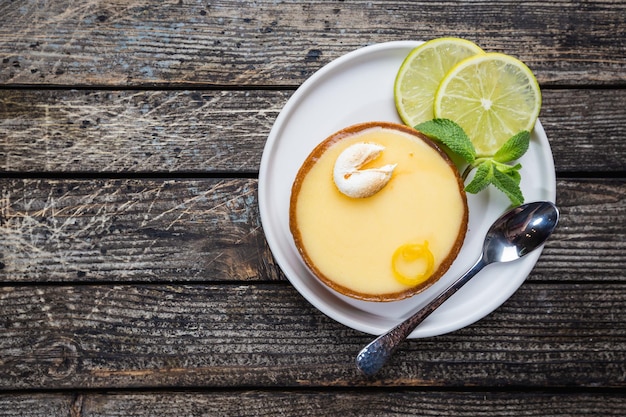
[1,1,625,415]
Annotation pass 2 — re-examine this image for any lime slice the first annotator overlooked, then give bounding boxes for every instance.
[434,52,542,157]
[394,38,484,127]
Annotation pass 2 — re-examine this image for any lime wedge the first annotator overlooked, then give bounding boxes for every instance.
[434,52,542,157]
[394,38,484,127]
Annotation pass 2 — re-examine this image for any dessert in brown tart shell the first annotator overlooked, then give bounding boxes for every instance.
[289,121,468,302]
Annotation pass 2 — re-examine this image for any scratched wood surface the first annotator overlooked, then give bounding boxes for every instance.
[0,0,624,86]
[1,0,625,416]
[0,281,625,389]
[1,89,625,174]
[0,178,282,282]
[1,392,625,417]
[0,178,623,283]
[0,90,286,173]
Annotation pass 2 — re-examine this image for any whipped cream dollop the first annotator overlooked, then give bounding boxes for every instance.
[333,142,396,198]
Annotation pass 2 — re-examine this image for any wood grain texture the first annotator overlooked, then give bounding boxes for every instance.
[0,394,76,417]
[535,178,626,281]
[0,282,624,390]
[1,89,625,174]
[0,178,623,283]
[1,391,626,417]
[0,1,624,87]
[0,0,624,410]
[0,89,289,173]
[0,178,283,282]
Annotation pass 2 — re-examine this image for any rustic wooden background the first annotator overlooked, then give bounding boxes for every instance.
[1,0,625,415]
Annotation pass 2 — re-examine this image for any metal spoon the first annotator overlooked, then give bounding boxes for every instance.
[356,200,559,377]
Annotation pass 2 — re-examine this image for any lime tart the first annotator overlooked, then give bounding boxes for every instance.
[289,122,468,302]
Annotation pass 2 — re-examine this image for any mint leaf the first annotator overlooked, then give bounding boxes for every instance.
[493,131,530,163]
[414,119,529,206]
[465,161,493,194]
[502,166,522,186]
[465,160,524,205]
[494,161,522,184]
[415,119,476,164]
[492,167,524,206]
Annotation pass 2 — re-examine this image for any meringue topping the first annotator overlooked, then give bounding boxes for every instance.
[333,142,397,198]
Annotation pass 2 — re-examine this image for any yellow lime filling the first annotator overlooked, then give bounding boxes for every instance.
[294,126,465,296]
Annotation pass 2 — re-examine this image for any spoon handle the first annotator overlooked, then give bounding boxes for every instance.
[356,256,488,377]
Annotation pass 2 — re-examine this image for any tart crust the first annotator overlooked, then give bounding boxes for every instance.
[289,121,468,302]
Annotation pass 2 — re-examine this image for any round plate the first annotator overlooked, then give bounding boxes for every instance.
[258,41,555,338]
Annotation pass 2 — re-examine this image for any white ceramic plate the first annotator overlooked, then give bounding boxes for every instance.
[258,41,555,338]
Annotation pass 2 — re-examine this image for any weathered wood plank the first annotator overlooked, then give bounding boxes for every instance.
[0,178,623,283]
[1,391,626,417]
[543,90,626,174]
[0,178,283,282]
[1,89,625,173]
[0,394,74,417]
[0,89,289,173]
[0,1,624,87]
[535,178,626,281]
[0,282,624,389]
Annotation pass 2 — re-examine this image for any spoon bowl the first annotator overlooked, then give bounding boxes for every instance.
[483,201,560,264]
[355,201,559,377]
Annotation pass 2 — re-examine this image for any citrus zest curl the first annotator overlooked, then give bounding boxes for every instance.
[392,241,435,286]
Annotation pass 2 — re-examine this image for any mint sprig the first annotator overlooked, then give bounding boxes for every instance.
[493,130,530,163]
[415,119,530,206]
[414,118,476,164]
